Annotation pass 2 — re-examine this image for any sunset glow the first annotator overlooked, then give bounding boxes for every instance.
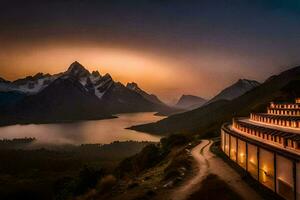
[1,1,300,200]
[1,1,300,102]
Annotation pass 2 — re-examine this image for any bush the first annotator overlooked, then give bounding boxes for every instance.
[127,182,139,189]
[115,144,162,178]
[96,175,117,194]
[54,166,105,199]
[161,134,190,153]
[74,166,105,195]
[164,150,192,181]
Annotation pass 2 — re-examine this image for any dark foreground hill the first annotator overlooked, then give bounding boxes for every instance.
[130,65,300,137]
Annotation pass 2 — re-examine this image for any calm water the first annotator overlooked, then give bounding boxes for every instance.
[0,112,165,145]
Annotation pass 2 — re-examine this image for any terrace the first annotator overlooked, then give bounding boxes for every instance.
[231,118,300,154]
[270,102,300,109]
[267,108,300,116]
[250,113,300,128]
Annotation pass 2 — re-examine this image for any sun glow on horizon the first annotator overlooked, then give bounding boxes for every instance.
[0,44,191,102]
[0,41,275,103]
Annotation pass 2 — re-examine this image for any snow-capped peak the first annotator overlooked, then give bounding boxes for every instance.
[0,72,61,94]
[126,82,141,93]
[237,79,260,88]
[0,77,9,83]
[66,61,90,78]
[0,62,161,105]
[102,73,112,80]
[92,70,101,77]
[93,73,114,99]
[206,78,260,104]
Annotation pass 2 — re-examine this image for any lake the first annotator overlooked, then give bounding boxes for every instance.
[0,112,165,145]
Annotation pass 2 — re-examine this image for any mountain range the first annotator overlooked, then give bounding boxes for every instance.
[130,65,300,137]
[206,79,260,104]
[174,79,259,111]
[0,61,266,127]
[126,82,165,105]
[0,61,173,125]
[175,95,207,110]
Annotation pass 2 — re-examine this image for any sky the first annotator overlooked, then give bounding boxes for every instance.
[1,0,300,103]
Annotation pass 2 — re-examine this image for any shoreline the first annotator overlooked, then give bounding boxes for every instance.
[0,115,117,127]
[0,111,166,128]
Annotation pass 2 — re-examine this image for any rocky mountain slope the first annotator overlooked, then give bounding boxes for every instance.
[206,79,260,104]
[0,61,174,125]
[175,95,207,110]
[126,82,165,105]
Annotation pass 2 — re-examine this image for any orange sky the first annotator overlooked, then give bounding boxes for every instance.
[1,1,300,104]
[2,33,297,105]
[0,41,286,103]
[0,43,200,102]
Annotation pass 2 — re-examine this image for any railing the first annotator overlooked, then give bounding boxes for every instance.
[231,119,300,152]
[270,102,300,109]
[267,108,300,116]
[250,113,300,128]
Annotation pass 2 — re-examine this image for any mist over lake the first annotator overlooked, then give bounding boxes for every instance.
[0,112,164,145]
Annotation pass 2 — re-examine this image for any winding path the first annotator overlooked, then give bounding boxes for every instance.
[171,140,263,200]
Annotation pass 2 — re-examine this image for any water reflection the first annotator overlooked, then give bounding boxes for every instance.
[0,112,164,145]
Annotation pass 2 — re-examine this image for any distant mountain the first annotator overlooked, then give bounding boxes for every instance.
[126,82,165,105]
[207,79,260,104]
[0,61,174,125]
[0,77,28,109]
[11,76,109,122]
[175,95,207,110]
[0,77,9,83]
[0,73,61,94]
[130,66,300,137]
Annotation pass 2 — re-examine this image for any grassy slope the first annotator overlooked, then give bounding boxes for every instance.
[130,65,300,137]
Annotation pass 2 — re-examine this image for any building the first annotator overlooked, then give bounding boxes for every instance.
[221,98,300,200]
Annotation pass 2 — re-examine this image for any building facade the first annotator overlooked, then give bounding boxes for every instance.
[221,98,300,200]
